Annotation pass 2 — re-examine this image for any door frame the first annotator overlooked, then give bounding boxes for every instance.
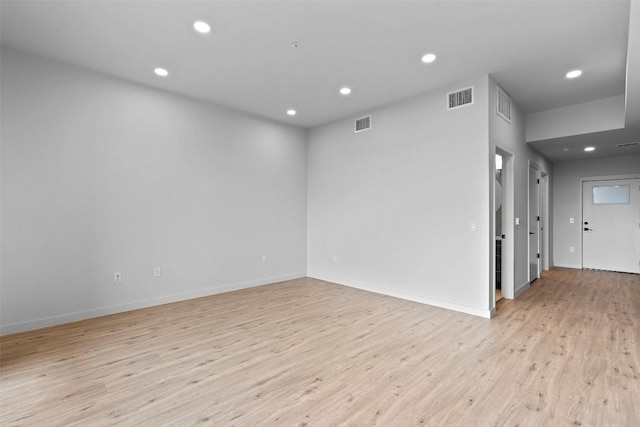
[528,162,550,281]
[495,148,515,305]
[580,173,640,269]
[540,171,550,271]
[528,162,540,282]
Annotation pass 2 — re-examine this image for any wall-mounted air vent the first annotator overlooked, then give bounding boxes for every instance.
[617,142,639,148]
[497,85,512,123]
[355,115,371,133]
[447,86,474,110]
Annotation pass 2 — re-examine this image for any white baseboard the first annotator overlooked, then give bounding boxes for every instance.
[308,272,492,318]
[0,272,306,336]
[552,264,582,270]
[514,281,530,298]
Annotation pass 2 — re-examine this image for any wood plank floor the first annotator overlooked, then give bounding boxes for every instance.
[1,268,639,426]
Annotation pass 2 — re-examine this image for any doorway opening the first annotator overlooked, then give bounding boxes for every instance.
[495,153,504,302]
[540,171,550,272]
[528,163,550,283]
[529,163,540,283]
[494,148,514,306]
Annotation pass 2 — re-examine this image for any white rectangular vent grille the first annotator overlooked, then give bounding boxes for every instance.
[447,86,474,110]
[355,115,371,133]
[617,142,639,148]
[497,85,512,123]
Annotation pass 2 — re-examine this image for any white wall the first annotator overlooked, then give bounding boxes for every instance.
[553,154,640,268]
[0,48,308,334]
[0,48,564,334]
[307,76,492,317]
[526,95,625,142]
[489,78,552,298]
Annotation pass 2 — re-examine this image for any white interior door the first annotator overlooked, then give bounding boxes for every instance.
[540,172,549,271]
[529,166,539,282]
[582,178,640,274]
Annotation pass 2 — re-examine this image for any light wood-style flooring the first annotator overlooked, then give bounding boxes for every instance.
[1,268,639,426]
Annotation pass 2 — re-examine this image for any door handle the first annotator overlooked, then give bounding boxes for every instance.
[529,232,535,235]
[584,227,593,231]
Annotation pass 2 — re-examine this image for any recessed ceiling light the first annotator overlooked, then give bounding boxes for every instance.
[421,53,437,63]
[339,87,352,95]
[286,109,297,116]
[154,67,169,77]
[562,148,571,152]
[566,69,582,79]
[193,21,211,34]
[584,146,595,152]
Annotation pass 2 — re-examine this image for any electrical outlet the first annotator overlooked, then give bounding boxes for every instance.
[153,267,161,277]
[418,267,425,276]
[261,255,267,264]
[469,221,477,232]
[569,217,575,224]
[114,272,122,283]
[332,254,338,262]
[569,246,575,253]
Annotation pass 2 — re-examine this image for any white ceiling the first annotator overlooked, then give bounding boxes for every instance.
[1,0,638,161]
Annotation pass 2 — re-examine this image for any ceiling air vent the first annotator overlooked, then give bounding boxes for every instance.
[355,115,371,133]
[497,85,512,123]
[447,86,474,110]
[617,142,639,148]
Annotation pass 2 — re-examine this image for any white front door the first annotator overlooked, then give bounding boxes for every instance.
[582,178,640,274]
